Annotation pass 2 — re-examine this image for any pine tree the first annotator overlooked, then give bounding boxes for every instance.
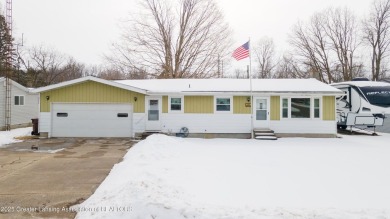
[0,13,14,78]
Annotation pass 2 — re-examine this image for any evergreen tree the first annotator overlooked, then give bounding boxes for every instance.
[0,13,14,78]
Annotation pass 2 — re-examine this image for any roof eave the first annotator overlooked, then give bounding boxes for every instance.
[0,77,32,93]
[31,76,147,94]
[146,91,344,96]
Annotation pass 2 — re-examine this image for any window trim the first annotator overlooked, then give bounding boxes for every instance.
[282,98,289,119]
[14,95,25,106]
[313,98,321,119]
[280,96,322,119]
[214,96,233,113]
[168,96,184,113]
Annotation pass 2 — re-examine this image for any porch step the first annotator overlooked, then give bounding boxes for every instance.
[254,132,276,136]
[253,128,277,140]
[253,128,274,133]
[255,136,278,140]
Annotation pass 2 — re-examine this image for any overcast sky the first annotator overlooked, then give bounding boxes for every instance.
[10,0,373,74]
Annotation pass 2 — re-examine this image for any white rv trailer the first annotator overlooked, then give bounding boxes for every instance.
[331,81,390,129]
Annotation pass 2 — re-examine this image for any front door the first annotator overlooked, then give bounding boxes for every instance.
[253,97,270,128]
[145,97,161,131]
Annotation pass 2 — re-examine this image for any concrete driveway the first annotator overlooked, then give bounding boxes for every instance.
[0,138,134,219]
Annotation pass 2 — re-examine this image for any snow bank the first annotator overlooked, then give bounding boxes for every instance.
[76,134,390,219]
[0,127,32,148]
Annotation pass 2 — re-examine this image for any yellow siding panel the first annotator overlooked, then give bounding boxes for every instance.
[270,96,280,121]
[40,81,145,113]
[233,96,251,114]
[184,96,213,113]
[323,96,336,120]
[162,96,168,113]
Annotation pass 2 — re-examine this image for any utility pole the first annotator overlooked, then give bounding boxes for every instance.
[5,0,13,131]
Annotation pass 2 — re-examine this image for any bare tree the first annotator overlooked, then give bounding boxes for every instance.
[26,46,66,87]
[324,8,363,81]
[96,66,148,80]
[97,68,127,80]
[229,68,248,79]
[363,0,390,80]
[253,37,276,78]
[274,54,308,79]
[289,7,364,83]
[52,58,86,83]
[107,0,232,78]
[290,15,332,83]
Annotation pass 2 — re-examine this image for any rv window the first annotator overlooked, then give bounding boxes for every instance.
[57,113,68,117]
[117,113,128,117]
[360,86,390,107]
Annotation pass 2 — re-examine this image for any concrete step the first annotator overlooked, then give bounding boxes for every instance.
[253,128,274,133]
[254,132,276,136]
[253,128,277,140]
[255,136,278,140]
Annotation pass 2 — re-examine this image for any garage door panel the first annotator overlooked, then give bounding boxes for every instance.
[52,103,133,137]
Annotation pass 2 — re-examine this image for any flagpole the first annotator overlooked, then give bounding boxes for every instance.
[249,38,254,139]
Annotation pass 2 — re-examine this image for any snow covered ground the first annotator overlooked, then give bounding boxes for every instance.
[76,134,390,219]
[0,127,32,148]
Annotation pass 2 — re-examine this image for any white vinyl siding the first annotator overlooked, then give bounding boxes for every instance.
[39,112,51,133]
[0,80,39,129]
[159,113,337,135]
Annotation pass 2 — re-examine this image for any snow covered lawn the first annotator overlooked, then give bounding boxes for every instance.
[0,127,32,148]
[76,134,390,219]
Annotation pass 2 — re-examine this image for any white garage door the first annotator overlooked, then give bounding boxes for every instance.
[52,103,133,137]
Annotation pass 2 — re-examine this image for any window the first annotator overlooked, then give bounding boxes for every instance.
[291,98,311,118]
[14,96,25,106]
[281,97,321,119]
[117,113,128,117]
[314,98,320,118]
[255,98,267,120]
[148,100,159,121]
[216,97,231,112]
[282,98,288,118]
[170,97,182,111]
[57,113,68,117]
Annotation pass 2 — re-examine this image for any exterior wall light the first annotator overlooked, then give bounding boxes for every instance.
[134,97,138,102]
[46,96,50,100]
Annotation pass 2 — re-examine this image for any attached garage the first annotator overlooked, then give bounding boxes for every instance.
[51,103,133,137]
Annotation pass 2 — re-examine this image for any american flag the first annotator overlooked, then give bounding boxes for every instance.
[232,41,249,61]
